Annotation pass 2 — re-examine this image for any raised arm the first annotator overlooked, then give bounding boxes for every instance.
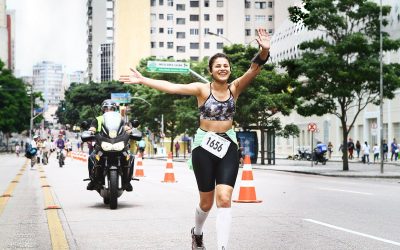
[232,28,270,97]
[119,68,202,96]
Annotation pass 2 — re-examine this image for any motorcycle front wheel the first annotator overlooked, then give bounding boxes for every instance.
[109,170,119,209]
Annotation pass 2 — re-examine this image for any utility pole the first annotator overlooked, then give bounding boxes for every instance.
[379,0,384,174]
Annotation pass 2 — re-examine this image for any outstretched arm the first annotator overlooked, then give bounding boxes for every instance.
[232,28,270,97]
[119,68,202,96]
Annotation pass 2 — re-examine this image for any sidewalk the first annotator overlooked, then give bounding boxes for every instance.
[165,155,400,179]
[251,157,400,178]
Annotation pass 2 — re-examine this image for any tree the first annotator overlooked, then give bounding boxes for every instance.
[0,59,33,146]
[279,123,301,157]
[284,0,400,170]
[224,44,298,164]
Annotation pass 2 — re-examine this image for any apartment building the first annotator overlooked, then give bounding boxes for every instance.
[87,0,295,82]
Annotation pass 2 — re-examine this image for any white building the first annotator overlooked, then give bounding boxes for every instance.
[270,0,400,157]
[32,61,64,108]
[0,0,8,68]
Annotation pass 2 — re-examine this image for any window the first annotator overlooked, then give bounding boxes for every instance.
[217,42,224,49]
[268,15,273,21]
[204,14,210,21]
[159,0,164,5]
[204,42,210,49]
[176,18,185,24]
[150,27,156,34]
[159,14,164,19]
[159,27,164,33]
[177,46,186,53]
[151,14,156,21]
[217,15,224,21]
[255,1,266,9]
[245,0,250,8]
[245,15,250,21]
[190,57,199,61]
[245,29,251,36]
[151,0,156,6]
[268,1,273,8]
[168,0,173,7]
[204,0,209,7]
[167,28,173,34]
[159,42,164,47]
[190,15,199,21]
[217,0,223,7]
[167,42,173,49]
[176,4,185,10]
[255,15,266,22]
[217,28,223,35]
[268,29,273,34]
[151,41,156,48]
[167,14,173,20]
[190,1,199,7]
[190,43,199,49]
[190,28,199,35]
[176,32,186,38]
[204,28,210,34]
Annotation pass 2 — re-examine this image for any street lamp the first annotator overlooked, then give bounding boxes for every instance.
[206,31,233,44]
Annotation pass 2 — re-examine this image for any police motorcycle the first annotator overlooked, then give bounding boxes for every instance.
[312,142,328,165]
[81,112,142,209]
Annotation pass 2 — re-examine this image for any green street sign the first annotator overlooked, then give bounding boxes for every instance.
[146,61,190,74]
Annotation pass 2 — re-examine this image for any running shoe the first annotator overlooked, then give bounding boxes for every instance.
[191,227,206,250]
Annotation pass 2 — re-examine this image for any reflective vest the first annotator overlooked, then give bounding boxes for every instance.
[96,115,103,132]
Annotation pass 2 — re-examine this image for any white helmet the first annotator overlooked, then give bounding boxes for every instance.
[33,135,39,140]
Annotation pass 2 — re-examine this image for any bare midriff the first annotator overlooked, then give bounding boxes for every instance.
[199,119,233,133]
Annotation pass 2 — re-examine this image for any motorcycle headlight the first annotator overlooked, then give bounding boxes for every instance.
[101,141,125,151]
[101,142,113,151]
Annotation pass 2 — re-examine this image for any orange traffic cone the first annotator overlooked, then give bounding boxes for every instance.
[134,153,145,177]
[233,155,262,203]
[162,152,177,183]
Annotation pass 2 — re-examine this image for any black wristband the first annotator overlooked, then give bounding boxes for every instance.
[251,52,270,66]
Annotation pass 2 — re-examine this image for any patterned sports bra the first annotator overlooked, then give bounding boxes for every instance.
[199,83,236,121]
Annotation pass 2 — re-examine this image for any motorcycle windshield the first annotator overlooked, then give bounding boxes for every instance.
[103,112,122,132]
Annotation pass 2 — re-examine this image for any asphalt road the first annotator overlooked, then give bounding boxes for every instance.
[0,153,400,250]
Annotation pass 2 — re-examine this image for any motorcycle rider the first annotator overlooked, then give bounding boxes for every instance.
[86,99,134,191]
[55,133,66,166]
[315,141,328,162]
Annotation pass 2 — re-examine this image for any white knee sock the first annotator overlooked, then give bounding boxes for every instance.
[194,205,209,235]
[216,207,232,249]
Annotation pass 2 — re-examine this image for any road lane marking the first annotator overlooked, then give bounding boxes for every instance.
[0,161,28,216]
[318,187,373,195]
[304,219,400,246]
[38,166,69,250]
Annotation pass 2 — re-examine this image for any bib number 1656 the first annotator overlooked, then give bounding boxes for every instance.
[200,132,231,158]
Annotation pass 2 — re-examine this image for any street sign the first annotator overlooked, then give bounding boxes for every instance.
[308,123,317,132]
[146,61,190,74]
[111,93,131,104]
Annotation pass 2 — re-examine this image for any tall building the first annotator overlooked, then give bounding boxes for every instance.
[0,0,8,68]
[32,61,64,109]
[87,0,150,83]
[87,0,294,82]
[6,10,15,71]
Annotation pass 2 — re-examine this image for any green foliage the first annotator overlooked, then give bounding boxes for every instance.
[285,0,400,170]
[0,59,32,135]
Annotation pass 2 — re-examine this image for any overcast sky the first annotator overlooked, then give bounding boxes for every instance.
[6,0,87,76]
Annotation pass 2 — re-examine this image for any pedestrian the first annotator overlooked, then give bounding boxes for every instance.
[355,140,361,158]
[382,140,388,161]
[347,138,354,160]
[138,138,146,158]
[327,141,333,159]
[372,143,379,163]
[175,141,180,158]
[362,141,370,164]
[77,141,81,152]
[15,143,20,157]
[390,138,397,161]
[119,27,270,250]
[153,142,158,156]
[29,135,40,168]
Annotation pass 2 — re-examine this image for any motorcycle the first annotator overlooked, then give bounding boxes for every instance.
[293,148,312,161]
[81,112,142,209]
[56,148,65,167]
[312,148,328,165]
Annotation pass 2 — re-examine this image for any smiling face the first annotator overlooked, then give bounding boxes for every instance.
[209,53,231,83]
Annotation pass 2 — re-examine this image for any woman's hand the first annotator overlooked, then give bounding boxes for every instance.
[119,68,145,84]
[256,28,271,51]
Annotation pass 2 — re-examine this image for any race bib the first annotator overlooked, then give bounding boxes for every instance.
[201,132,231,158]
